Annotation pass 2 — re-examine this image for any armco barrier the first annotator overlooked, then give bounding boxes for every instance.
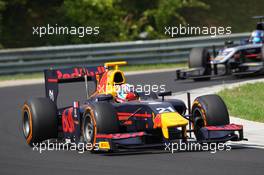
[0,33,250,75]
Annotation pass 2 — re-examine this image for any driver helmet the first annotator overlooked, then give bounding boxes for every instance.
[251,30,264,44]
[116,83,137,102]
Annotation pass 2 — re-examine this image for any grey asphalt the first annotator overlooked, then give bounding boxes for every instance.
[0,70,263,175]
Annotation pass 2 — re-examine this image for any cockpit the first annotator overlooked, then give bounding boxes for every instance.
[113,71,125,85]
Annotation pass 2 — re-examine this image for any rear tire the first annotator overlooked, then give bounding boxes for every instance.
[191,94,229,140]
[22,98,57,146]
[189,48,212,81]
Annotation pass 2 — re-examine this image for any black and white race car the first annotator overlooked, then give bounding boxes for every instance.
[176,16,264,81]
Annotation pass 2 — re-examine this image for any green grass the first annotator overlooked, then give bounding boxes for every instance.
[218,82,264,122]
[0,63,186,81]
[120,63,186,71]
[0,73,44,81]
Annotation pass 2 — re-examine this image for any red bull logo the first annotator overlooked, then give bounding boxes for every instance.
[56,66,105,79]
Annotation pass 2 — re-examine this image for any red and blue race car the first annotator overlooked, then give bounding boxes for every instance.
[21,61,245,152]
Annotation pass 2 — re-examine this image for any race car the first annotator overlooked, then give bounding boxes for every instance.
[21,61,245,152]
[176,16,264,81]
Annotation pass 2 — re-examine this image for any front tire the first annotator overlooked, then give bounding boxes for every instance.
[82,102,119,151]
[189,47,212,81]
[191,94,229,140]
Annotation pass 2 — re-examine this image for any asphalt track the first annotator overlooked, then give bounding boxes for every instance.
[0,70,263,175]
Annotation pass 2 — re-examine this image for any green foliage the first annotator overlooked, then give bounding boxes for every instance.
[63,0,124,43]
[0,0,66,47]
[182,0,264,33]
[0,0,5,48]
[0,0,207,47]
[143,0,208,38]
[1,0,263,48]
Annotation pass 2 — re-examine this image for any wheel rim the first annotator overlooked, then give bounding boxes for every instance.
[83,114,94,143]
[193,108,204,128]
[193,108,202,119]
[23,111,30,138]
[193,108,205,139]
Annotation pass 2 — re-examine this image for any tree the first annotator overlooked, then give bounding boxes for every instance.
[63,0,208,42]
[0,0,5,48]
[0,0,64,48]
[118,0,208,40]
[63,0,124,43]
[0,0,208,48]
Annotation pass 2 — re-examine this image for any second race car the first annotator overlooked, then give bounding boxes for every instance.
[176,16,264,81]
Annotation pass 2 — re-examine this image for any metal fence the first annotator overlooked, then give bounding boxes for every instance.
[0,33,250,75]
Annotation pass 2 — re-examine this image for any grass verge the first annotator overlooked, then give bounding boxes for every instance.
[218,82,264,122]
[0,63,186,81]
[121,63,186,71]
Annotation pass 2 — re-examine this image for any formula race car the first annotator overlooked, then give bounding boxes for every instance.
[21,61,245,152]
[176,16,264,81]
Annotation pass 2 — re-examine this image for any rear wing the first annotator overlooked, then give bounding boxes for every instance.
[44,66,105,104]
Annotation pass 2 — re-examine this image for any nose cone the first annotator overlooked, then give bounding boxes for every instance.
[154,112,188,139]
